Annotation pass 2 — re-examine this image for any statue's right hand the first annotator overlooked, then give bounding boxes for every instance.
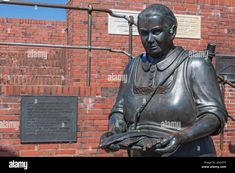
[100,132,120,152]
[104,144,120,152]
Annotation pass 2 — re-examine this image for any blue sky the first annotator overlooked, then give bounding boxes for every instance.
[0,0,67,20]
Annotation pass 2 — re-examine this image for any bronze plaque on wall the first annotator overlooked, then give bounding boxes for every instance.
[21,96,77,143]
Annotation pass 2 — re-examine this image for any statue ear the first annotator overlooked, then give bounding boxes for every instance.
[169,25,177,39]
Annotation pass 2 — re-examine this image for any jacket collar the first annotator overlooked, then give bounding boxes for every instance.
[141,46,184,71]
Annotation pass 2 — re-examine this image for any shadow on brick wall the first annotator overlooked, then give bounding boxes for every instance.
[228,142,235,154]
[0,149,18,157]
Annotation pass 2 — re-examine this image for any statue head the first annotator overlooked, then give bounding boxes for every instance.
[137,4,178,58]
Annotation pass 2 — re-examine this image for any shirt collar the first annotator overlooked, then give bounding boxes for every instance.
[141,46,184,72]
[141,53,152,72]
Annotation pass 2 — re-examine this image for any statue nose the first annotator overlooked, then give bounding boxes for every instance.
[147,33,154,43]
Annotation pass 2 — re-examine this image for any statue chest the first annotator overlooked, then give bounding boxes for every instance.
[123,58,196,127]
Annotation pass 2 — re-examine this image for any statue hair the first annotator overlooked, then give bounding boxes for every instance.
[138,4,178,28]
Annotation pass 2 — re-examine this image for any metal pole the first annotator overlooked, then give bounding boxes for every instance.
[65,27,69,45]
[0,0,137,25]
[87,4,92,86]
[218,75,235,88]
[128,16,134,59]
[0,0,92,11]
[220,83,225,157]
[0,42,132,57]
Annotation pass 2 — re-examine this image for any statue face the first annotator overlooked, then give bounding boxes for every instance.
[138,15,174,58]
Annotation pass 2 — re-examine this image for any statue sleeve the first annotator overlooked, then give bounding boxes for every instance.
[107,58,137,133]
[189,57,228,135]
[109,59,134,118]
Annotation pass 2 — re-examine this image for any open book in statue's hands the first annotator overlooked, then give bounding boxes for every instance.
[99,130,169,152]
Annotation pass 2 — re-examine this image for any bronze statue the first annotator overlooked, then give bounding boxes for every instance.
[100,4,227,157]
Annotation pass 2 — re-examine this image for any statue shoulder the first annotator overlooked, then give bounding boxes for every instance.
[189,56,214,71]
[188,56,216,79]
[124,54,142,73]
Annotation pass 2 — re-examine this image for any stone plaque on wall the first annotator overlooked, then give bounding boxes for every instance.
[175,14,201,39]
[20,96,77,143]
[108,9,139,35]
[108,9,201,39]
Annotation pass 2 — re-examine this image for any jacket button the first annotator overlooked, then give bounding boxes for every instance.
[150,67,155,73]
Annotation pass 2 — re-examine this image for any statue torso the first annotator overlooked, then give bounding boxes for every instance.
[123,47,196,131]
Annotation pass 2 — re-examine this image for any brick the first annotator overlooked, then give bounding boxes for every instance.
[14,145,36,151]
[39,86,44,95]
[79,137,100,143]
[1,86,7,95]
[85,87,91,96]
[57,86,62,95]
[0,116,19,121]
[45,86,51,95]
[62,86,69,96]
[73,87,80,96]
[7,85,14,96]
[26,85,33,95]
[82,131,103,137]
[52,86,57,95]
[20,85,27,95]
[38,144,59,150]
[0,139,20,145]
[59,144,81,149]
[1,133,19,139]
[0,109,19,115]
[56,149,76,155]
[81,143,99,149]
[19,151,52,157]
[91,87,96,96]
[0,151,18,157]
[68,87,74,96]
[0,128,19,133]
[93,120,108,126]
[80,87,85,97]
[33,85,39,95]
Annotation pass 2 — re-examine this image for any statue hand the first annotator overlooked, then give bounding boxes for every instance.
[109,113,127,133]
[100,132,120,152]
[105,143,120,152]
[130,146,143,150]
[154,134,184,156]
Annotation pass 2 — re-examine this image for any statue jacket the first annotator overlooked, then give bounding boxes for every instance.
[110,46,228,156]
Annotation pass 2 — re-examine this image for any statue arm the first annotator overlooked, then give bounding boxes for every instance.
[177,57,227,142]
[175,57,228,143]
[108,59,134,133]
[155,57,228,155]
[187,57,228,137]
[178,114,220,143]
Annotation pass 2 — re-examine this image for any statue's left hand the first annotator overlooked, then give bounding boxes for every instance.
[154,134,184,156]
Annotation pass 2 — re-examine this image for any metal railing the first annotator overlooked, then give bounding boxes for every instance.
[0,0,137,86]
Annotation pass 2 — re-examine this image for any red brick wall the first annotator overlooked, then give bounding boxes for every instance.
[0,0,235,157]
[0,18,82,156]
